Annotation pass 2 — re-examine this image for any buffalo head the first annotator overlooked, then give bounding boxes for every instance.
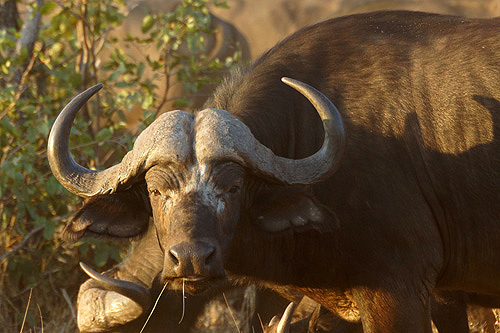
[48,77,345,296]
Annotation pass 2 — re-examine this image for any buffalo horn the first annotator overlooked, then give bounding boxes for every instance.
[47,84,190,197]
[276,301,295,333]
[240,77,345,185]
[47,84,122,197]
[80,262,151,311]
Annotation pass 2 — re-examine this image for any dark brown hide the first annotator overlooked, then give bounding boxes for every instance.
[65,181,150,240]
[204,11,500,332]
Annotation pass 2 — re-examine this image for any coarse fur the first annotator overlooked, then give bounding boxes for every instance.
[202,10,500,331]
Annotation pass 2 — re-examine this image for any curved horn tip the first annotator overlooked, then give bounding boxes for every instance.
[281,77,308,88]
[277,302,296,333]
[268,315,280,327]
[78,83,104,97]
[89,83,104,92]
[280,77,295,85]
[79,262,152,311]
[280,77,317,99]
[80,262,100,280]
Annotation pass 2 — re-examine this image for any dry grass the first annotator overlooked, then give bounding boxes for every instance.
[2,279,500,332]
[0,283,78,333]
[493,308,500,332]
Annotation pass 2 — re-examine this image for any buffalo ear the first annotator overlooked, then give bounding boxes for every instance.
[64,183,150,241]
[249,185,338,233]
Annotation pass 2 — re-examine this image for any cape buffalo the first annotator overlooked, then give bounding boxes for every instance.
[48,10,500,332]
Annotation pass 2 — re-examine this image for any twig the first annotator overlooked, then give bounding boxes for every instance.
[140,281,169,333]
[223,292,241,333]
[70,139,130,154]
[154,44,172,118]
[178,279,186,324]
[0,226,44,262]
[257,313,265,332]
[14,269,61,298]
[37,303,44,333]
[61,288,76,323]
[20,288,33,333]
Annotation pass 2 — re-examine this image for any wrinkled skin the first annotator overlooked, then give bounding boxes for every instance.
[145,162,245,293]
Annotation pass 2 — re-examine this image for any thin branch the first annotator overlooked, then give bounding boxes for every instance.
[36,303,44,332]
[154,43,173,118]
[19,288,33,333]
[257,313,265,332]
[0,226,44,262]
[139,281,169,333]
[223,292,241,333]
[14,268,61,298]
[61,288,76,322]
[89,21,102,135]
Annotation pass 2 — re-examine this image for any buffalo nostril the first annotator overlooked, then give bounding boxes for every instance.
[205,247,215,265]
[169,248,180,266]
[168,242,218,276]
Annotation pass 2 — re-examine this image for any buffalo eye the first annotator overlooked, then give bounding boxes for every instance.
[150,189,161,197]
[228,185,240,194]
[216,185,240,198]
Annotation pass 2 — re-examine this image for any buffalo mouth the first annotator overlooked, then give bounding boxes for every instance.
[166,276,226,295]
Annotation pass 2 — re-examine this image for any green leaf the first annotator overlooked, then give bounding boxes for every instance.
[96,127,112,142]
[38,121,50,137]
[137,62,145,78]
[94,247,109,267]
[214,0,229,9]
[20,104,36,114]
[40,1,58,15]
[43,221,55,239]
[141,15,155,33]
[45,177,61,196]
[141,93,154,109]
[25,127,38,143]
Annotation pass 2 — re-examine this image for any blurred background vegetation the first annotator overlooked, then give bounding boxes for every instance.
[0,0,242,331]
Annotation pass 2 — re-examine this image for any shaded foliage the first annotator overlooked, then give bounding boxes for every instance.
[0,0,240,330]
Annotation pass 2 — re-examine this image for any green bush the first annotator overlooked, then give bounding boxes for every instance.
[0,0,240,330]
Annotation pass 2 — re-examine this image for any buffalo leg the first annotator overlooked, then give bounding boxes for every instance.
[352,286,433,333]
[431,290,469,333]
